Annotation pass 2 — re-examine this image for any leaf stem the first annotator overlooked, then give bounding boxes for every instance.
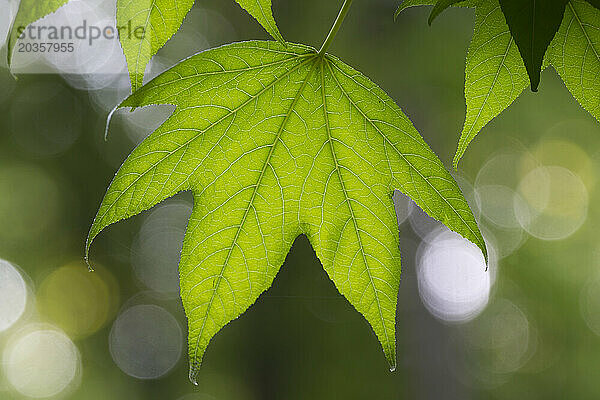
[318,0,354,55]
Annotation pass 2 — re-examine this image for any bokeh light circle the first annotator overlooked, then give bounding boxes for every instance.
[580,275,600,336]
[123,105,176,144]
[408,202,443,241]
[3,326,80,398]
[417,229,493,323]
[464,299,533,375]
[37,262,119,338]
[0,0,13,48]
[0,260,28,332]
[480,224,526,259]
[515,166,588,240]
[476,149,538,189]
[87,74,131,113]
[452,172,481,219]
[393,191,411,226]
[132,201,192,295]
[408,174,481,241]
[109,304,182,379]
[526,138,595,189]
[475,185,526,229]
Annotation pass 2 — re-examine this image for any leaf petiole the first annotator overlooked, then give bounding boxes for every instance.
[318,0,354,55]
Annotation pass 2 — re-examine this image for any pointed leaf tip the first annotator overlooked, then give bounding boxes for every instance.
[499,0,568,93]
[234,0,285,43]
[395,0,479,21]
[89,40,485,379]
[453,0,599,162]
[429,0,465,25]
[453,0,530,167]
[189,364,199,386]
[116,0,196,92]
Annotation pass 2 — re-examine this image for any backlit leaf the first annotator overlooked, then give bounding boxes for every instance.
[6,0,71,66]
[234,0,284,43]
[396,0,599,166]
[117,0,284,92]
[116,0,196,92]
[395,0,478,19]
[454,0,529,167]
[87,41,486,382]
[548,0,600,122]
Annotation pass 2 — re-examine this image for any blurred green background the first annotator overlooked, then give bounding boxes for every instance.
[1,0,600,399]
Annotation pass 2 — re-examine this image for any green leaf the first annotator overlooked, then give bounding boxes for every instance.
[548,0,600,122]
[394,0,478,20]
[6,0,71,67]
[396,0,436,18]
[429,0,466,25]
[499,0,569,91]
[87,41,486,381]
[454,0,529,167]
[234,0,284,43]
[117,0,196,92]
[118,0,284,92]
[397,0,598,166]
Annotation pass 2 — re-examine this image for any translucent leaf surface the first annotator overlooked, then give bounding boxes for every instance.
[549,0,600,122]
[454,0,529,167]
[116,0,196,92]
[6,0,71,66]
[395,0,479,19]
[87,41,486,381]
[234,0,284,43]
[396,0,599,166]
[117,0,283,92]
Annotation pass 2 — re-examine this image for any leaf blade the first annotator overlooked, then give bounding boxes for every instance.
[429,0,465,24]
[394,0,478,20]
[234,0,284,43]
[323,55,486,261]
[454,0,529,167]
[396,0,436,18]
[7,0,71,67]
[87,41,486,381]
[549,0,600,122]
[117,0,195,92]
